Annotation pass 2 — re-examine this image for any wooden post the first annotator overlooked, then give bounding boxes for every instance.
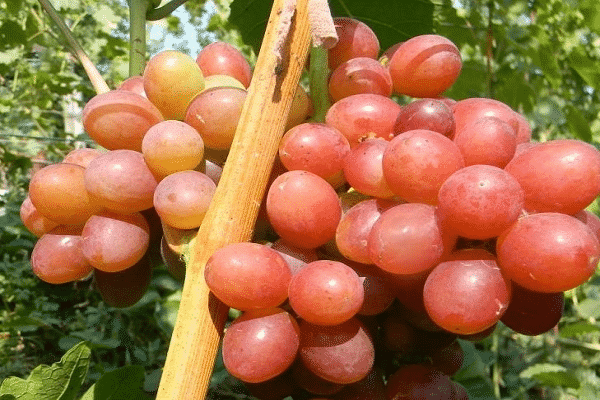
[156,0,312,398]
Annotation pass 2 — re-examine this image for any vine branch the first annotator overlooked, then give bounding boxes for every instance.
[37,0,110,94]
[146,0,190,21]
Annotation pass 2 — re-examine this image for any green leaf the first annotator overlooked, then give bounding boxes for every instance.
[569,46,600,91]
[229,0,434,54]
[560,321,600,338]
[79,365,151,400]
[580,0,600,35]
[576,297,600,319]
[0,341,91,400]
[520,363,580,389]
[0,21,27,49]
[565,105,593,142]
[453,340,493,381]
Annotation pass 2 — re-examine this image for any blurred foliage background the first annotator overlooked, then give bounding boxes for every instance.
[2,0,600,399]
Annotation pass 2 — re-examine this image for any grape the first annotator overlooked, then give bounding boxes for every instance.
[335,198,398,264]
[496,212,600,292]
[342,138,396,198]
[266,170,342,249]
[384,364,454,400]
[368,203,451,275]
[513,141,538,158]
[205,242,292,310]
[328,57,393,101]
[382,129,465,204]
[285,84,313,131]
[117,75,146,97]
[222,308,300,383]
[184,86,247,150]
[392,272,430,313]
[513,111,532,144]
[202,74,245,91]
[504,139,600,214]
[428,340,464,376]
[291,361,345,396]
[574,209,600,242]
[153,170,216,229]
[82,90,164,152]
[61,148,104,168]
[84,150,158,214]
[423,259,512,334]
[325,93,401,146]
[160,236,186,282]
[28,163,103,225]
[20,196,59,237]
[30,225,92,284]
[332,368,386,400]
[278,123,350,185]
[381,313,419,354]
[81,211,150,273]
[394,98,455,138]
[195,42,252,88]
[458,323,497,342]
[141,120,204,179]
[94,254,152,308]
[500,283,564,336]
[143,50,205,120]
[243,370,297,400]
[379,42,403,66]
[388,34,462,98]
[437,165,525,240]
[269,239,318,276]
[328,17,380,70]
[288,260,364,325]
[444,248,496,262]
[452,97,519,137]
[453,116,516,168]
[298,317,375,384]
[356,270,395,316]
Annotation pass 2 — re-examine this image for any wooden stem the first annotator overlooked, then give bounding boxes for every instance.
[155,0,311,398]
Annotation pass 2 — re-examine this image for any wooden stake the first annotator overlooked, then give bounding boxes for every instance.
[156,0,311,398]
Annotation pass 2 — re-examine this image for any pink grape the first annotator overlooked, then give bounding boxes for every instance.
[266,170,341,249]
[288,260,364,325]
[205,242,292,310]
[222,308,299,383]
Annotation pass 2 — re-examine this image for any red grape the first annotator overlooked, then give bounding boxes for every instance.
[328,57,393,101]
[325,94,401,147]
[81,211,150,273]
[328,18,380,70]
[453,116,516,168]
[298,317,375,384]
[505,139,600,215]
[31,225,92,284]
[266,170,341,249]
[205,242,292,310]
[342,138,395,198]
[496,212,600,292]
[222,308,300,383]
[382,129,465,204]
[288,260,364,326]
[195,42,252,88]
[394,98,455,138]
[437,165,525,240]
[388,34,462,98]
[423,259,511,334]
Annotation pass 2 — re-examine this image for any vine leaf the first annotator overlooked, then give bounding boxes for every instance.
[0,342,91,400]
[79,365,151,400]
[229,0,434,53]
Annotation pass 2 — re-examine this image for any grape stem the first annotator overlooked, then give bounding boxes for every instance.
[146,0,190,21]
[129,0,149,77]
[308,45,331,123]
[37,0,110,94]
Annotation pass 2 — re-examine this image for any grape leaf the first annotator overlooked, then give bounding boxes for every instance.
[0,341,91,400]
[520,363,580,389]
[79,365,151,400]
[566,104,593,143]
[229,0,434,53]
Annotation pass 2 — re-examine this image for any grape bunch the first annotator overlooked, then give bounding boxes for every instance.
[19,14,600,400]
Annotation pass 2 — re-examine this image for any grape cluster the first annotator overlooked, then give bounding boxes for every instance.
[20,15,600,400]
